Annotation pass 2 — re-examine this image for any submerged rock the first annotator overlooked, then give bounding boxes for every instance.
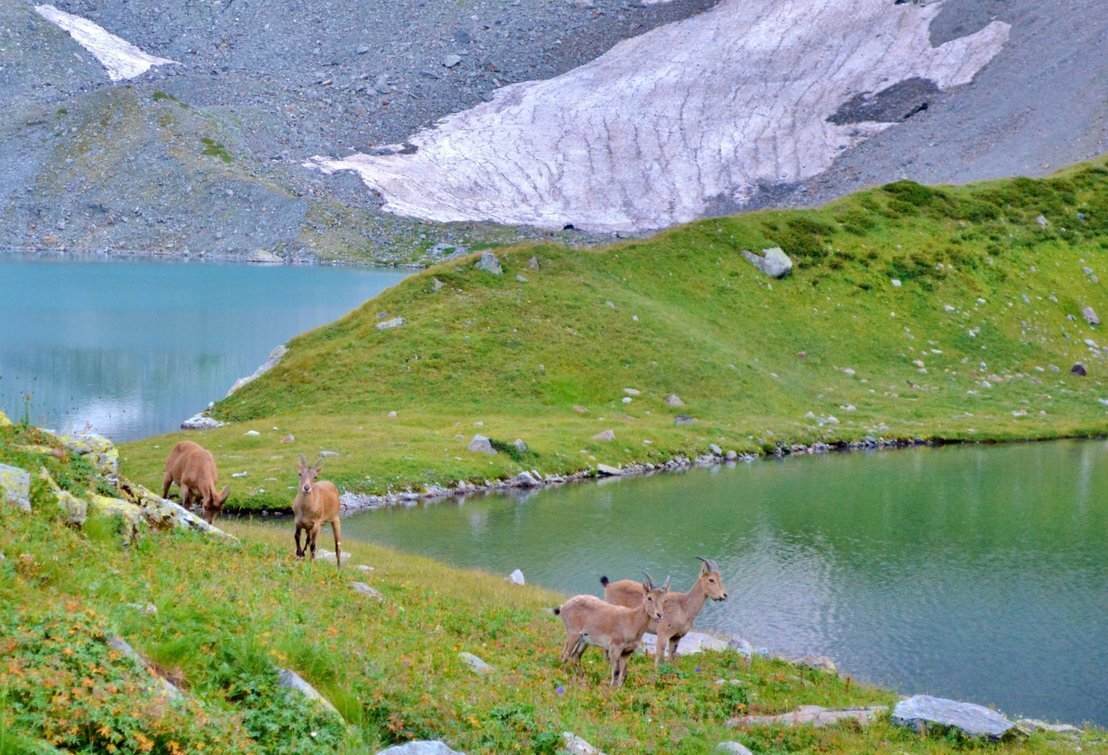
[892,695,1016,741]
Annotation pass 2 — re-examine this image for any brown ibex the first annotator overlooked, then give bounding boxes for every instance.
[293,454,342,567]
[555,573,669,686]
[162,440,230,524]
[601,556,727,667]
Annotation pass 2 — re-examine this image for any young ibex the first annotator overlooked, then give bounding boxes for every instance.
[293,454,342,567]
[601,556,728,667]
[555,573,669,686]
[162,440,230,524]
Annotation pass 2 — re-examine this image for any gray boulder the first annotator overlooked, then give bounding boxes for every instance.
[590,429,615,442]
[716,743,754,755]
[474,252,502,275]
[0,464,31,512]
[377,743,465,755]
[1082,306,1100,326]
[108,635,185,702]
[277,667,340,715]
[468,434,497,454]
[891,695,1016,741]
[562,732,605,755]
[376,316,406,330]
[729,705,885,728]
[352,582,385,601]
[741,247,793,279]
[596,464,622,476]
[180,412,226,430]
[507,569,525,585]
[664,394,685,407]
[459,652,494,675]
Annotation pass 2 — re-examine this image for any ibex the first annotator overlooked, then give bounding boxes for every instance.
[162,440,230,524]
[554,573,669,686]
[293,454,342,567]
[601,556,727,667]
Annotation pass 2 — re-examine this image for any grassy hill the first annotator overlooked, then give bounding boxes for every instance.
[2,422,1103,752]
[119,159,1107,512]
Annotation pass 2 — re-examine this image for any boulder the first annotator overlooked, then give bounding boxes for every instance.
[180,412,226,430]
[596,464,621,476]
[89,495,147,545]
[729,705,885,728]
[891,695,1016,741]
[664,394,684,407]
[507,569,525,585]
[1082,306,1100,326]
[468,435,497,454]
[107,635,184,702]
[795,654,837,673]
[709,443,723,455]
[639,630,731,657]
[0,463,31,512]
[474,252,502,275]
[590,429,615,442]
[562,732,605,755]
[741,247,793,279]
[277,667,340,715]
[376,743,465,755]
[513,438,528,453]
[121,482,236,539]
[716,743,754,755]
[54,490,88,526]
[376,317,406,330]
[458,652,494,675]
[510,471,541,487]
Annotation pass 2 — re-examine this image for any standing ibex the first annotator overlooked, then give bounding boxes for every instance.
[601,556,727,667]
[293,454,342,567]
[162,440,230,524]
[555,573,669,686]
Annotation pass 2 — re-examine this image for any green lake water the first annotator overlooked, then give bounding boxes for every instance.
[0,255,407,441]
[339,441,1108,726]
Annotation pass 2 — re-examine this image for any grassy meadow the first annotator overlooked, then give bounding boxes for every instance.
[117,160,1108,512]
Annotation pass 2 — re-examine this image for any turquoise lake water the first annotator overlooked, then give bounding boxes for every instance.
[0,255,407,441]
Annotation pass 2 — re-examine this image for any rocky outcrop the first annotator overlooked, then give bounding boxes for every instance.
[0,463,31,512]
[227,344,288,396]
[891,695,1017,741]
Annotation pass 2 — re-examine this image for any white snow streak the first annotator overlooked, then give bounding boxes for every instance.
[34,4,178,81]
[308,0,1009,233]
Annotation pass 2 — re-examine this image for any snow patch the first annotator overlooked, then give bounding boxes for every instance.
[34,4,178,81]
[307,0,1008,233]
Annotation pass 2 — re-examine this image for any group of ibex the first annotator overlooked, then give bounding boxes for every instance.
[161,441,342,565]
[163,441,726,687]
[556,556,728,687]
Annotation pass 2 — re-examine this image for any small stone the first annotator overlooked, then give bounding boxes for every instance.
[1035,215,1048,227]
[716,744,754,755]
[796,655,837,673]
[664,394,684,407]
[507,568,525,585]
[1081,306,1100,326]
[843,367,856,377]
[709,443,723,455]
[623,388,641,396]
[459,651,494,675]
[562,733,605,755]
[468,434,497,454]
[356,44,370,54]
[529,256,540,270]
[376,742,465,755]
[319,450,339,458]
[432,277,445,291]
[890,278,902,288]
[591,429,615,442]
[596,463,621,476]
[726,450,738,461]
[244,430,261,437]
[281,434,295,444]
[376,317,405,330]
[352,582,384,600]
[572,405,589,414]
[355,564,375,573]
[388,410,398,417]
[315,548,351,564]
[1071,363,1087,376]
[674,415,696,426]
[474,252,502,275]
[516,274,527,282]
[621,397,632,404]
[442,53,462,68]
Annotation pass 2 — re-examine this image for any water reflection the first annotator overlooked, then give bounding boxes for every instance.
[338,442,1108,725]
[0,255,408,440]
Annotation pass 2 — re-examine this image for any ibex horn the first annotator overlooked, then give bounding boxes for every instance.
[662,575,671,591]
[696,555,719,573]
[298,453,307,469]
[641,570,656,588]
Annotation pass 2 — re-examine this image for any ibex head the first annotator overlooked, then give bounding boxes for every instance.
[696,556,728,601]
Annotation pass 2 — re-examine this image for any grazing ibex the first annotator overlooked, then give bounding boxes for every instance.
[601,556,727,667]
[293,454,342,567]
[162,440,230,524]
[554,573,669,686]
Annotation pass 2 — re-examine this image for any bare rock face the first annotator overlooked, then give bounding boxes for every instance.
[742,247,793,279]
[891,695,1016,741]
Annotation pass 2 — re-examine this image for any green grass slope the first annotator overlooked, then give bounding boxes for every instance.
[3,425,1103,753]
[121,160,1107,511]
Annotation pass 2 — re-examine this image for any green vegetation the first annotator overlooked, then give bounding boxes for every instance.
[3,425,1102,752]
[121,160,1108,512]
[200,136,234,164]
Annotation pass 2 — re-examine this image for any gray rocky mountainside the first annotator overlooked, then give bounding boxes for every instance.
[1,0,1104,264]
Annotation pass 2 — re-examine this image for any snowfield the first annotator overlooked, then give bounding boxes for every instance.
[34,4,178,82]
